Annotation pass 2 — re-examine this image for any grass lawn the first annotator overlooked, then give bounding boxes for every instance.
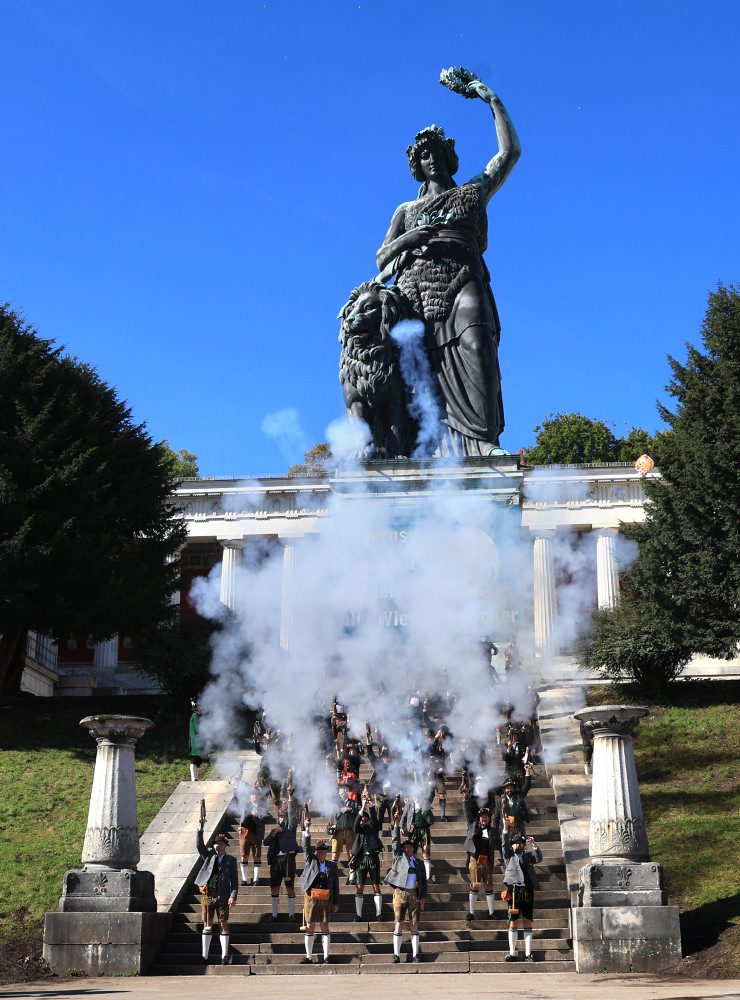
[587,679,740,978]
[0,694,200,985]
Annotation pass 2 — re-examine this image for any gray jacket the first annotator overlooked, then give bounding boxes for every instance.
[299,838,340,905]
[194,829,239,900]
[502,842,542,892]
[263,798,300,861]
[384,824,428,898]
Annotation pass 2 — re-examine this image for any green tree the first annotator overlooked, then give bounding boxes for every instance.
[578,596,692,692]
[161,442,199,479]
[524,412,619,464]
[524,411,661,466]
[624,283,740,659]
[579,283,740,689]
[287,443,332,477]
[0,306,187,695]
[137,611,219,702]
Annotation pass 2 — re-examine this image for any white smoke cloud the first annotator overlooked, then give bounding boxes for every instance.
[192,443,608,818]
[390,319,444,459]
[261,407,307,466]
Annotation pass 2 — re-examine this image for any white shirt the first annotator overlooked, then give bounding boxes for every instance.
[406,859,418,889]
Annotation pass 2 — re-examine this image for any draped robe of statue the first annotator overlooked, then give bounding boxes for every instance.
[393,181,504,456]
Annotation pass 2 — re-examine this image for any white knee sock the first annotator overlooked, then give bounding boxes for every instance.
[524,929,533,956]
[252,864,260,882]
[304,933,314,959]
[201,930,211,959]
[189,763,199,781]
[220,933,229,959]
[393,932,402,957]
[468,890,478,913]
[322,933,330,959]
[287,895,296,917]
[411,933,419,958]
[240,863,249,881]
[424,860,431,879]
[271,895,279,918]
[508,927,518,955]
[355,894,364,917]
[486,892,496,914]
[373,893,383,917]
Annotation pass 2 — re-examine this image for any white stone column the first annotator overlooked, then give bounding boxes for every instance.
[219,539,244,612]
[280,539,295,652]
[79,715,154,870]
[574,705,650,863]
[532,529,558,657]
[596,527,620,610]
[93,635,119,670]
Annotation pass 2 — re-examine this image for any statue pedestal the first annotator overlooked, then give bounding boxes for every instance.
[573,905,682,973]
[579,861,667,907]
[570,706,682,973]
[43,912,171,976]
[44,716,161,975]
[58,868,157,913]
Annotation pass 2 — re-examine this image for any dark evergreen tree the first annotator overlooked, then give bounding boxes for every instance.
[624,283,740,658]
[0,306,186,695]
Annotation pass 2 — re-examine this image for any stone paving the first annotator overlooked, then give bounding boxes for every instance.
[2,973,738,999]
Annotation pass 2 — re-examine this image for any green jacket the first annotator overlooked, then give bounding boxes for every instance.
[189,711,203,758]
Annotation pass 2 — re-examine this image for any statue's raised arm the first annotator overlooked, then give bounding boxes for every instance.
[439,67,521,204]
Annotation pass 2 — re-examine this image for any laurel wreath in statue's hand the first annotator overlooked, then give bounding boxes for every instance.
[440,66,480,98]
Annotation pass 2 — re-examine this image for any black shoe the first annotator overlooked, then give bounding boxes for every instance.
[524,954,534,963]
[323,957,331,965]
[375,913,385,921]
[392,955,400,964]
[221,955,231,966]
[354,915,364,922]
[412,956,420,964]
[252,878,259,886]
[300,957,312,965]
[241,879,248,885]
[465,912,475,923]
[504,953,518,963]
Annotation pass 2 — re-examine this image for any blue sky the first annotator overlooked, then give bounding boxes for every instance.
[1,1,738,476]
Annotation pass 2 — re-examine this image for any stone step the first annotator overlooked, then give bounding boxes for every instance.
[164,926,572,944]
[171,917,572,933]
[158,938,572,958]
[149,957,576,975]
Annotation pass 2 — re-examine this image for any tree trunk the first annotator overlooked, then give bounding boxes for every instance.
[0,626,27,697]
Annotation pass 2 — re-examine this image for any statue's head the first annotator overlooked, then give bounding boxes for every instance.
[406,125,459,183]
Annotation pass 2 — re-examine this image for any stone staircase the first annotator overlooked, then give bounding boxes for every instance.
[152,764,575,975]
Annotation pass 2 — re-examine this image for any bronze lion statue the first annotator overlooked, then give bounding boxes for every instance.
[338,281,417,459]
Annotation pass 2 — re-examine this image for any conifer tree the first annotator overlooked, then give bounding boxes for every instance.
[625,283,740,658]
[0,306,186,695]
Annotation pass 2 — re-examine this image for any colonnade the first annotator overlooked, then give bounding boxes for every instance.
[216,523,624,661]
[532,525,622,659]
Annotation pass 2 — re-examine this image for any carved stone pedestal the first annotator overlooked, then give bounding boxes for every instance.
[58,869,156,913]
[44,715,160,975]
[570,705,682,973]
[579,860,667,907]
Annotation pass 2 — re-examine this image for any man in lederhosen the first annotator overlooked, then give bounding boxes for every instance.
[502,833,542,963]
[350,790,385,921]
[194,822,238,965]
[463,794,499,923]
[299,839,340,964]
[239,786,271,886]
[384,819,428,964]
[263,796,300,921]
